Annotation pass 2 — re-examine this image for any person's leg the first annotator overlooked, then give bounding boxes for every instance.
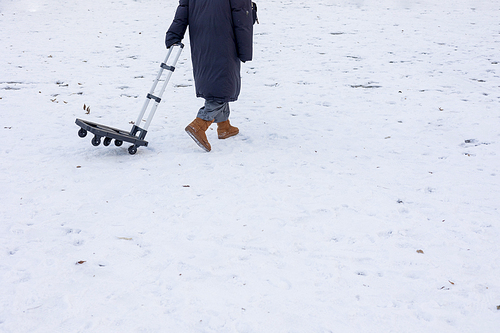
[197,100,230,123]
[186,100,238,150]
[197,100,239,139]
[185,99,228,152]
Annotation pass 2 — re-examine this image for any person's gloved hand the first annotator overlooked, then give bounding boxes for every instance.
[165,33,180,49]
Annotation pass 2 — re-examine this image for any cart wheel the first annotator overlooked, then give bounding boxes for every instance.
[128,145,138,155]
[78,128,87,138]
[114,140,123,147]
[103,137,112,146]
[91,136,101,146]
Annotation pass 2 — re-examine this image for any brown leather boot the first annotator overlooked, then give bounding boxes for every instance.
[217,120,239,139]
[185,117,214,152]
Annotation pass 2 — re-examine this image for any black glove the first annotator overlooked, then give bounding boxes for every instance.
[165,33,180,49]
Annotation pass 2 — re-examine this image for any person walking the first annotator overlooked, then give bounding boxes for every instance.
[165,0,254,152]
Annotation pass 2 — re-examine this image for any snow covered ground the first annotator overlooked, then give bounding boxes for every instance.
[1,0,499,331]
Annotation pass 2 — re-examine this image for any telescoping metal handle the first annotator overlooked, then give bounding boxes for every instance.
[135,43,184,131]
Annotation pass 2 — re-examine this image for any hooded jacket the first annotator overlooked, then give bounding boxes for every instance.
[166,0,253,102]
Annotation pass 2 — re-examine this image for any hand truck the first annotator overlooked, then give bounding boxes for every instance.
[75,43,184,155]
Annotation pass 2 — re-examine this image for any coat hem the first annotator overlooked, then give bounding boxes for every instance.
[197,94,238,103]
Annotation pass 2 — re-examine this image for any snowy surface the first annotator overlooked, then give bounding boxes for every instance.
[1,0,500,331]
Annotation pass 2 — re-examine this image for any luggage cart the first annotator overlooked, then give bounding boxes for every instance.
[75,43,184,155]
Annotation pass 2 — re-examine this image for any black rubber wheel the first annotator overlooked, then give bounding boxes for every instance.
[103,137,112,146]
[91,136,101,146]
[115,140,123,147]
[78,128,87,138]
[128,145,137,155]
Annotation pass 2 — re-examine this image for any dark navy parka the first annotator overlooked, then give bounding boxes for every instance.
[166,0,253,103]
